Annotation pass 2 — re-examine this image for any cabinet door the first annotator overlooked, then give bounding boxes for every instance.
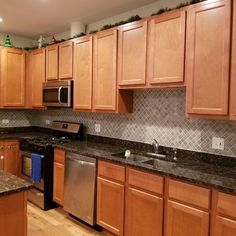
[46,45,58,81]
[166,201,209,236]
[118,21,147,86]
[73,36,93,110]
[1,48,25,107]
[214,216,236,236]
[31,48,46,108]
[148,10,186,85]
[97,177,124,236]
[93,30,117,111]
[186,0,231,115]
[125,187,163,236]
[59,41,73,79]
[53,162,64,206]
[4,140,19,176]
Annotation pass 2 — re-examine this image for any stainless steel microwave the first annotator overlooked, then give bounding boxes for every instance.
[42,80,73,107]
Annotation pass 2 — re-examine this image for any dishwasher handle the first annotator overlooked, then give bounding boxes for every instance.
[66,155,95,166]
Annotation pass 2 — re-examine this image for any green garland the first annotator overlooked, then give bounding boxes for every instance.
[1,0,207,51]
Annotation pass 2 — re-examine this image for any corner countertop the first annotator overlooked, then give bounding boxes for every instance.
[0,171,33,197]
[55,140,236,195]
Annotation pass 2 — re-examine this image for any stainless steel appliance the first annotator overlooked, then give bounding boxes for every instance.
[42,80,73,107]
[64,153,96,226]
[20,121,84,210]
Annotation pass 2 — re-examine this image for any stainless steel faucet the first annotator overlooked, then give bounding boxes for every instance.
[152,139,159,154]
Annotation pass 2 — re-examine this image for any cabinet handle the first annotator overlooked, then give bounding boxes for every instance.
[0,156,4,160]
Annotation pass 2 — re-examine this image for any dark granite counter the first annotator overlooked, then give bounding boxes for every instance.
[0,171,32,196]
[55,139,236,195]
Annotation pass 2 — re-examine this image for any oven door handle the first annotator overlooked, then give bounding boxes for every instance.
[58,86,63,103]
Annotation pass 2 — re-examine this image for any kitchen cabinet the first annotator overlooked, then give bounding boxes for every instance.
[1,47,26,107]
[58,41,73,79]
[46,41,73,81]
[73,36,93,111]
[165,179,210,236]
[30,48,46,108]
[118,20,147,87]
[212,191,236,236]
[125,168,163,236]
[53,149,65,206]
[97,161,125,236]
[186,0,231,116]
[148,9,186,86]
[0,140,19,176]
[46,44,58,81]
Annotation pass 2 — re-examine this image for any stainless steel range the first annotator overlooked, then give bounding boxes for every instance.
[19,121,84,210]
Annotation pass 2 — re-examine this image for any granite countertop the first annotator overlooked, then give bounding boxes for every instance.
[0,171,32,196]
[55,140,236,195]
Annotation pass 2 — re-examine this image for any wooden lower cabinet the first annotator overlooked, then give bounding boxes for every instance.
[125,187,163,236]
[214,216,236,236]
[166,200,209,236]
[97,177,124,236]
[53,149,65,206]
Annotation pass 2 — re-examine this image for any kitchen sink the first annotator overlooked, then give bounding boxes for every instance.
[143,159,177,168]
[112,152,151,162]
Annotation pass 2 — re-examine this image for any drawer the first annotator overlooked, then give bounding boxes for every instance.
[98,161,125,183]
[168,179,210,210]
[217,192,236,219]
[54,149,65,164]
[127,168,163,195]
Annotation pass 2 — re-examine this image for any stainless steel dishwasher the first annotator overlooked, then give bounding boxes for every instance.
[64,152,96,225]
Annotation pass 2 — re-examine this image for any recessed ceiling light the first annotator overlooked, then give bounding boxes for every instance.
[0,17,3,23]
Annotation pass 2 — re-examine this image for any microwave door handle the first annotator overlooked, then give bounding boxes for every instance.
[58,87,62,103]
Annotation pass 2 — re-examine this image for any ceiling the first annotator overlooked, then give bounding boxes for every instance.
[0,0,157,39]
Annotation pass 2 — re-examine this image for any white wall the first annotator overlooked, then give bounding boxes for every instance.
[0,32,37,48]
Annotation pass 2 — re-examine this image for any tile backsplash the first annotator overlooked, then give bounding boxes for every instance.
[1,88,236,157]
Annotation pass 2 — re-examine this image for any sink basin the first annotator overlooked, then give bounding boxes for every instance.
[143,159,177,168]
[112,152,151,162]
[146,152,167,159]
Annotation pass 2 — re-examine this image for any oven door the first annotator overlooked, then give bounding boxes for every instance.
[21,151,44,191]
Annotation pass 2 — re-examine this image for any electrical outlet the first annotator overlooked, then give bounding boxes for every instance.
[212,137,225,150]
[95,124,101,133]
[45,120,51,125]
[2,119,9,124]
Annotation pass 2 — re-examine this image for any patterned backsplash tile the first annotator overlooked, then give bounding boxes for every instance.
[1,88,236,157]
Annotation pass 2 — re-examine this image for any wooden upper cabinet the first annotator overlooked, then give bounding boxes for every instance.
[186,0,231,116]
[31,48,46,108]
[59,41,73,79]
[46,44,58,81]
[73,36,93,111]
[230,0,236,120]
[118,21,147,86]
[148,10,186,85]
[93,29,117,111]
[166,201,209,236]
[1,48,25,107]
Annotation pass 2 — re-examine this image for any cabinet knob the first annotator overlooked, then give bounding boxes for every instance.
[0,156,4,160]
[0,146,4,151]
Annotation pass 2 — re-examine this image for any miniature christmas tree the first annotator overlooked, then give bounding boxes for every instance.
[4,35,12,47]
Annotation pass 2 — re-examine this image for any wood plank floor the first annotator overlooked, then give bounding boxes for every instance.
[28,203,113,236]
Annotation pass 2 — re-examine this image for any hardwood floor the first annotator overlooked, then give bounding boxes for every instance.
[28,203,114,236]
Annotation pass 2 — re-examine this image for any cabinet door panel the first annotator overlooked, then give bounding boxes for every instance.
[214,216,236,236]
[73,36,93,110]
[166,201,209,236]
[31,48,46,108]
[46,45,58,81]
[97,177,124,235]
[59,41,73,79]
[148,10,186,85]
[4,141,19,176]
[93,30,117,111]
[118,21,147,86]
[53,162,64,206]
[186,0,231,115]
[1,48,25,107]
[125,187,163,236]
